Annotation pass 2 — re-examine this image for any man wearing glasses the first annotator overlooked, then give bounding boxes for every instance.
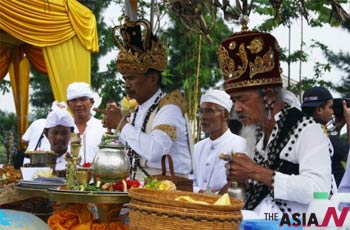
[193,89,247,193]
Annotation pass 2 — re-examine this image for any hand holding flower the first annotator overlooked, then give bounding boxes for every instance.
[93,96,137,132]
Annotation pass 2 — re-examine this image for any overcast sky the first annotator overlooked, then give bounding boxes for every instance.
[1,2,349,113]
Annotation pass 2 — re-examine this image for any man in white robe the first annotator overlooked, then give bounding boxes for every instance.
[96,18,191,180]
[66,82,105,164]
[44,109,75,171]
[193,89,247,193]
[219,30,332,218]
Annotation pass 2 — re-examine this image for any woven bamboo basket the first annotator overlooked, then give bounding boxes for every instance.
[128,188,243,230]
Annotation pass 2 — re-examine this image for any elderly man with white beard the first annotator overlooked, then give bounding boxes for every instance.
[218,29,332,218]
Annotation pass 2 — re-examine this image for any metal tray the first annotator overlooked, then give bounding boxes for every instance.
[47,188,130,204]
[17,180,64,190]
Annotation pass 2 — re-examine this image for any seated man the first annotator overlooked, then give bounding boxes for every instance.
[21,101,67,165]
[193,89,246,193]
[219,29,332,218]
[44,108,75,172]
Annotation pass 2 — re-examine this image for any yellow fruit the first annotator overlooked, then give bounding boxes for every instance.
[158,180,176,191]
[175,196,209,205]
[214,193,231,205]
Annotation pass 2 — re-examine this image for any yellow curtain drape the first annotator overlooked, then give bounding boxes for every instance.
[0,0,98,52]
[9,53,30,149]
[0,0,98,145]
[44,36,91,101]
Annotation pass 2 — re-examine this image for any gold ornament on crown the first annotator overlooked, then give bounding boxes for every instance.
[112,18,167,74]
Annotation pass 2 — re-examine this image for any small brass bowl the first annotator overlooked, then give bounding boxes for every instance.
[76,168,92,185]
[26,151,58,169]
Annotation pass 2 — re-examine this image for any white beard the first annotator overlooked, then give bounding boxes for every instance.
[239,124,258,158]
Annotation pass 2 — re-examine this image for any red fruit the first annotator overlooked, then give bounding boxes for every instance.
[113,181,124,191]
[82,162,91,168]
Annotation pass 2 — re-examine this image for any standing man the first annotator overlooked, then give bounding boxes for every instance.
[193,89,246,193]
[99,18,191,180]
[219,29,332,217]
[66,82,105,164]
[301,86,349,187]
[301,86,334,125]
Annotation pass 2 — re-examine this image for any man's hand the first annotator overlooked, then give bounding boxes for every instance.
[93,106,126,130]
[225,153,274,188]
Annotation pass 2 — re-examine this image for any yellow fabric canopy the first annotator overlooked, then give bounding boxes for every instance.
[0,0,99,149]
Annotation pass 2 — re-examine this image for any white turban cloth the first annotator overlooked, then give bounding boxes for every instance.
[45,109,75,128]
[200,89,233,112]
[66,82,93,100]
[51,101,67,111]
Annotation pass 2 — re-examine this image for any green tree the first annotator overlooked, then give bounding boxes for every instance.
[163,15,232,119]
[30,68,54,119]
[317,17,350,98]
[0,110,17,163]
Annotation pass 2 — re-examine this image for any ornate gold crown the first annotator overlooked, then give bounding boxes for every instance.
[218,31,283,93]
[113,18,167,74]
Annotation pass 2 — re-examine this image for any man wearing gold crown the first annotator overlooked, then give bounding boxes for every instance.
[100,17,192,181]
[221,29,332,217]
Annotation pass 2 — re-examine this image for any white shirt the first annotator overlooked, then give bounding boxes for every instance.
[55,153,67,171]
[252,109,332,218]
[193,129,247,193]
[22,119,50,152]
[74,116,105,164]
[120,89,191,174]
[22,119,51,165]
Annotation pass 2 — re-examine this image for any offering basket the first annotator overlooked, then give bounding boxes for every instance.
[128,188,243,230]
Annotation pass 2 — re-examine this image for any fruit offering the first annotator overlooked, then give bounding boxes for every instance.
[144,178,176,191]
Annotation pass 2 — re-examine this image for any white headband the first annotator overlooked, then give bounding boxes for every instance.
[200,89,233,112]
[66,82,93,100]
[45,109,75,128]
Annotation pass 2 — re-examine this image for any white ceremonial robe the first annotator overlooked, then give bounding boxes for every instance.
[193,129,247,193]
[120,89,191,175]
[252,109,332,218]
[74,117,105,164]
[22,119,51,152]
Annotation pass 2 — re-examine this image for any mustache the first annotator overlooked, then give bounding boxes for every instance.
[126,90,135,95]
[237,113,250,120]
